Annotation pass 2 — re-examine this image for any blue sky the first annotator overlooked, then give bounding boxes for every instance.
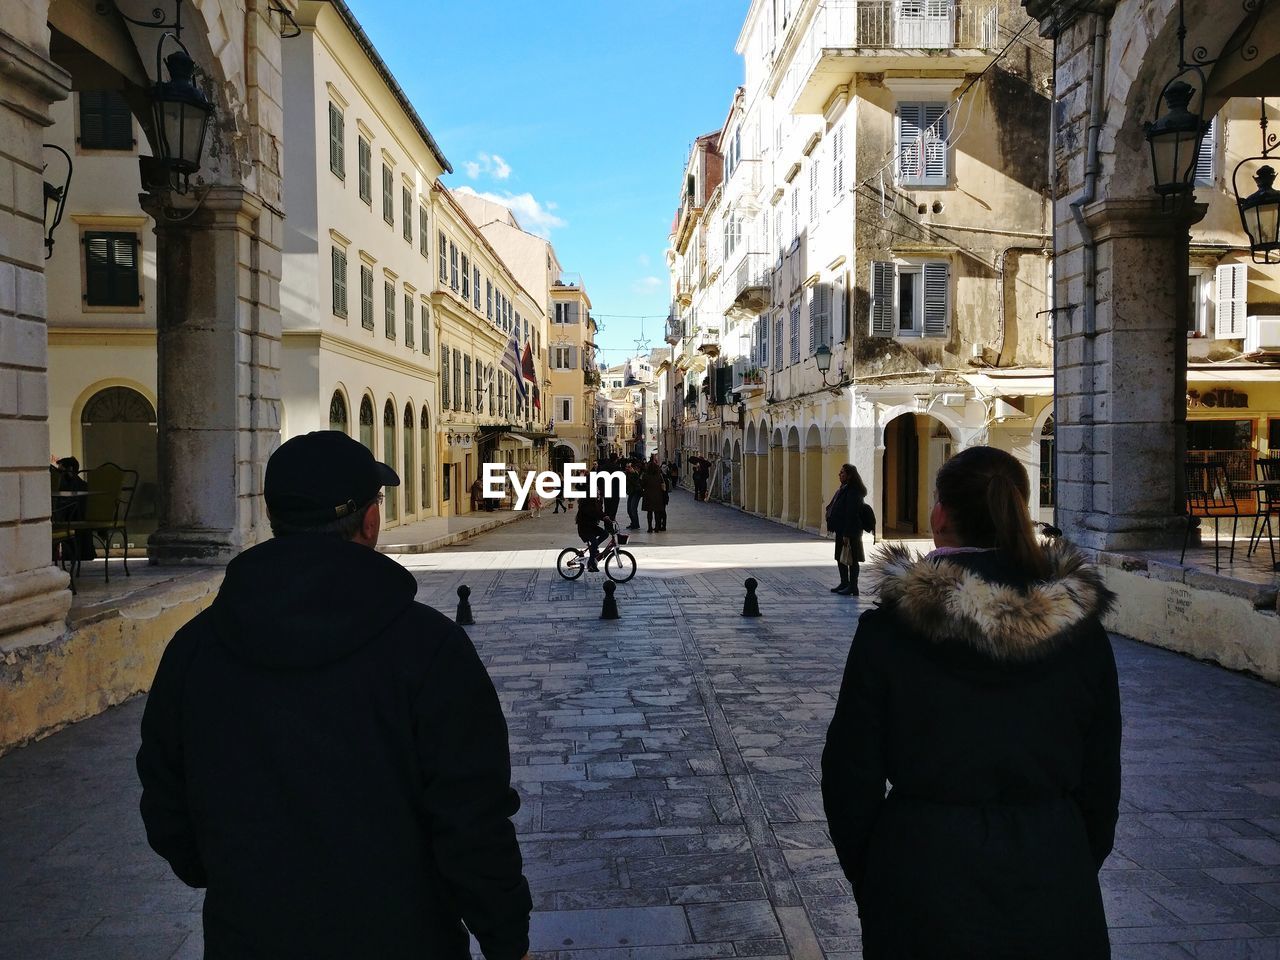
[350,0,747,366]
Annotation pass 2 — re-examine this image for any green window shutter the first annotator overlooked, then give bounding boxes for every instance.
[360,266,374,330]
[419,207,429,256]
[79,91,134,150]
[870,261,895,336]
[384,280,395,339]
[331,247,347,317]
[382,165,393,223]
[329,104,344,178]
[923,261,949,337]
[358,138,371,202]
[402,187,412,242]
[85,232,140,307]
[405,293,414,346]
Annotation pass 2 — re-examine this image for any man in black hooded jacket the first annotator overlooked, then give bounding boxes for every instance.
[137,430,532,960]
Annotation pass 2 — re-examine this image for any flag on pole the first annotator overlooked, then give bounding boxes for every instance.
[532,384,541,411]
[521,340,536,384]
[503,336,527,404]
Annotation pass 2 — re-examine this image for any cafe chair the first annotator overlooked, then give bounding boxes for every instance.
[65,462,138,583]
[49,468,79,594]
[1181,460,1257,573]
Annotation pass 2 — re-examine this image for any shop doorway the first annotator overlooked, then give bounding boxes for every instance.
[882,413,954,536]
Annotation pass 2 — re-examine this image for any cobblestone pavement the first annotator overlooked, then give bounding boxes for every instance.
[2,490,1279,959]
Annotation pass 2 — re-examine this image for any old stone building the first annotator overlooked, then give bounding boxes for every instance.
[668,0,1055,536]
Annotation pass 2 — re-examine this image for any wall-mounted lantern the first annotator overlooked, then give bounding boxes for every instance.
[1234,100,1280,264]
[42,144,72,259]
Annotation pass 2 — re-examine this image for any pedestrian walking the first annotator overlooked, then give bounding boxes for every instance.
[690,455,710,502]
[137,431,532,960]
[641,456,667,532]
[553,484,568,513]
[821,446,1120,960]
[624,460,642,530]
[665,460,679,489]
[825,463,871,595]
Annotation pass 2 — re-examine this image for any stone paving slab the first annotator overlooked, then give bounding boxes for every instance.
[0,492,1278,958]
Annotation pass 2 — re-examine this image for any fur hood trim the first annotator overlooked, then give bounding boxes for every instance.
[865,542,1115,663]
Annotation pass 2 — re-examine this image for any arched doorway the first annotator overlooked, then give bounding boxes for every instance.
[329,390,348,434]
[1039,414,1055,524]
[731,439,743,507]
[550,443,576,474]
[769,428,784,519]
[80,385,158,538]
[402,403,415,520]
[382,400,397,522]
[881,413,954,536]
[802,425,823,529]
[358,395,375,451]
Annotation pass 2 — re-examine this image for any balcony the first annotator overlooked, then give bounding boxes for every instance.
[673,192,703,255]
[781,1,999,114]
[676,271,695,305]
[726,251,771,318]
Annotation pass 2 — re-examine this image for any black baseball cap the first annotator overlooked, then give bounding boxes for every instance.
[265,430,399,525]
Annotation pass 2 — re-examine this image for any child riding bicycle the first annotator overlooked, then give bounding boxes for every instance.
[575,495,613,572]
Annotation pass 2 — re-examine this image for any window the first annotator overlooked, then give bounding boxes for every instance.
[360,264,374,330]
[331,246,347,317]
[78,91,133,150]
[420,406,432,509]
[831,122,845,196]
[420,302,430,355]
[418,206,429,256]
[461,254,470,299]
[809,157,820,223]
[405,292,414,347]
[402,404,415,517]
[774,314,783,371]
[791,186,800,242]
[382,401,397,521]
[1187,419,1253,450]
[359,395,374,450]
[1188,268,1212,338]
[486,280,494,320]
[463,355,471,412]
[402,187,412,242]
[487,366,496,416]
[438,230,447,282]
[789,301,800,364]
[441,347,451,407]
[1215,262,1247,339]
[328,103,345,179]
[870,260,950,338]
[760,314,770,367]
[1039,415,1055,508]
[329,390,348,433]
[452,347,462,410]
[381,164,393,224]
[358,137,371,203]
[552,345,576,369]
[384,279,395,339]
[897,102,948,186]
[557,396,573,423]
[1195,115,1218,187]
[449,243,458,291]
[473,267,481,309]
[809,283,832,353]
[84,232,140,307]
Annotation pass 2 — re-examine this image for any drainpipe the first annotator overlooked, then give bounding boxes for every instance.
[1067,10,1109,518]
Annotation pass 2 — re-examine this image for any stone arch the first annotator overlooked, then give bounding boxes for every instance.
[358,393,375,452]
[328,385,350,434]
[745,420,757,453]
[827,420,849,453]
[70,377,157,460]
[402,400,416,519]
[802,423,823,528]
[419,404,433,512]
[381,397,398,522]
[78,384,159,534]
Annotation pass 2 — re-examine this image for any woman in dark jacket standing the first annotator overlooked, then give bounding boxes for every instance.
[825,463,869,595]
[641,458,667,532]
[821,446,1121,959]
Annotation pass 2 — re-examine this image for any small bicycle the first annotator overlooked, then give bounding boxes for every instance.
[557,521,637,583]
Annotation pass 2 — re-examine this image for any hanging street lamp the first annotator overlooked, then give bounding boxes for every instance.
[814,343,833,385]
[1233,100,1280,264]
[1146,80,1209,202]
[42,144,72,259]
[97,0,214,194]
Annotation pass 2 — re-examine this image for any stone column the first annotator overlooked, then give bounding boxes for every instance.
[0,16,73,653]
[143,186,283,564]
[1055,196,1203,550]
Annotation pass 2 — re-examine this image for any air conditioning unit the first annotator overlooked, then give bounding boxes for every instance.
[1244,315,1280,353]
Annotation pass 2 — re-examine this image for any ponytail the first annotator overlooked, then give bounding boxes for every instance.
[935,446,1049,580]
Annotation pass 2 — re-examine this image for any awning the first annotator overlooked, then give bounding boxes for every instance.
[499,433,533,449]
[961,369,1054,396]
[1188,365,1280,383]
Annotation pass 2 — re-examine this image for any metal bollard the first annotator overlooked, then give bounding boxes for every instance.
[456,584,475,625]
[600,580,620,620]
[742,577,762,617]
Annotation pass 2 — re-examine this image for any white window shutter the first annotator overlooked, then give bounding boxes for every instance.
[1195,116,1217,187]
[835,272,847,340]
[923,261,949,337]
[922,103,948,185]
[870,261,895,336]
[809,160,819,222]
[832,124,845,197]
[1215,263,1247,339]
[897,104,922,183]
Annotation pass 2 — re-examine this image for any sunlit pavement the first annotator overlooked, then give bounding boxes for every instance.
[2,489,1279,958]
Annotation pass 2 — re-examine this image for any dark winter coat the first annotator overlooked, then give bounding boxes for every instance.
[641,464,667,512]
[821,543,1120,960]
[136,535,532,960]
[576,495,605,538]
[826,483,869,564]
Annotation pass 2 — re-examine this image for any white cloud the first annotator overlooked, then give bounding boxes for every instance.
[455,186,566,238]
[632,275,662,294]
[464,152,513,181]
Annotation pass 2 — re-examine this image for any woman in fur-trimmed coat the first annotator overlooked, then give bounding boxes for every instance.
[821,446,1121,960]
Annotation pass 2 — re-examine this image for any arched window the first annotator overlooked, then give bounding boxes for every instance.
[382,400,398,521]
[1040,415,1055,508]
[420,405,432,510]
[329,390,348,433]
[402,403,415,517]
[80,385,158,531]
[358,395,375,451]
